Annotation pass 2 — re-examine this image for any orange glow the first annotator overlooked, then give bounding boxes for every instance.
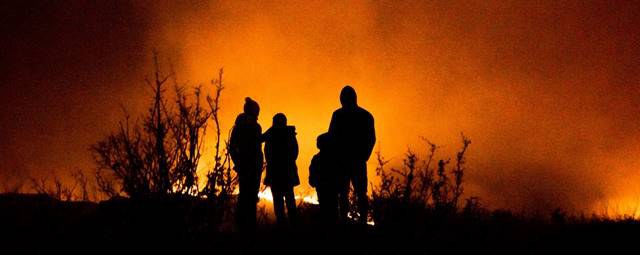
[144,1,640,214]
[3,1,640,216]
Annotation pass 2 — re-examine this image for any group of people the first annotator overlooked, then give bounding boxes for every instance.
[229,86,376,230]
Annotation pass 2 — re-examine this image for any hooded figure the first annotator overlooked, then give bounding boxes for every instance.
[263,113,299,226]
[229,97,264,230]
[328,86,376,224]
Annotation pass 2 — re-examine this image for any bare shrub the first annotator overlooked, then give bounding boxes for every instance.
[95,168,120,199]
[71,169,90,201]
[91,53,230,199]
[29,175,75,201]
[2,179,25,194]
[88,53,238,232]
[372,133,473,225]
[202,69,237,201]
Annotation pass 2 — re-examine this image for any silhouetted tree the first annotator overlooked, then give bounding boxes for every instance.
[170,84,210,195]
[91,53,228,199]
[415,139,437,204]
[202,69,237,202]
[95,168,120,199]
[200,69,239,229]
[451,133,471,209]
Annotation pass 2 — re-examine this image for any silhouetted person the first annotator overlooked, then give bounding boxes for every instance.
[263,113,300,227]
[310,133,339,224]
[328,86,376,224]
[230,97,264,230]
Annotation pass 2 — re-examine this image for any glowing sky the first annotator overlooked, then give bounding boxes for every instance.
[1,0,640,213]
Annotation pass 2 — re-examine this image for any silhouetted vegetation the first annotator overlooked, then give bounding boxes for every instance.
[371,134,472,228]
[87,53,238,231]
[92,54,201,197]
[27,169,92,201]
[3,55,640,254]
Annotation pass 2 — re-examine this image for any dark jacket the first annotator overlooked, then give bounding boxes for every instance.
[309,154,322,188]
[229,113,264,173]
[263,126,300,189]
[309,152,337,189]
[328,106,376,162]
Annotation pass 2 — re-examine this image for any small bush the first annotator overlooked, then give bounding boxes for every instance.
[371,133,472,228]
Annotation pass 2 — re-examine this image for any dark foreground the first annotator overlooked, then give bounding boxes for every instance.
[1,193,639,254]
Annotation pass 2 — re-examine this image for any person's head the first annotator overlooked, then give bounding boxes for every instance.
[243,97,260,118]
[317,133,330,150]
[340,85,357,108]
[272,113,287,127]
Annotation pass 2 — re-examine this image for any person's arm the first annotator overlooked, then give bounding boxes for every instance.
[256,124,263,141]
[365,113,376,161]
[261,127,269,161]
[259,126,268,143]
[256,124,264,167]
[264,142,271,167]
[229,125,240,165]
[292,133,299,160]
[309,155,319,188]
[328,111,338,134]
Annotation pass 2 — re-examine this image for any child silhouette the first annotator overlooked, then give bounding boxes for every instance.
[310,133,339,224]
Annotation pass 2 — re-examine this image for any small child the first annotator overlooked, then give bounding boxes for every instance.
[309,133,338,223]
[263,113,299,226]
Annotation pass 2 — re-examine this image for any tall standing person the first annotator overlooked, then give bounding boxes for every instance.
[328,86,376,224]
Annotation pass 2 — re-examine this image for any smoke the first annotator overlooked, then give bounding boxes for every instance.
[0,0,150,184]
[2,0,640,212]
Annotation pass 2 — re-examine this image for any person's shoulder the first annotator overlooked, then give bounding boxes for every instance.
[357,106,373,118]
[263,127,273,137]
[286,126,296,135]
[334,107,353,118]
[234,113,247,125]
[310,154,321,167]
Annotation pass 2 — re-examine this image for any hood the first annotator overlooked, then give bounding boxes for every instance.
[264,125,296,139]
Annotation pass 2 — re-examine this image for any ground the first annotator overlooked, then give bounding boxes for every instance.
[1,193,638,254]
